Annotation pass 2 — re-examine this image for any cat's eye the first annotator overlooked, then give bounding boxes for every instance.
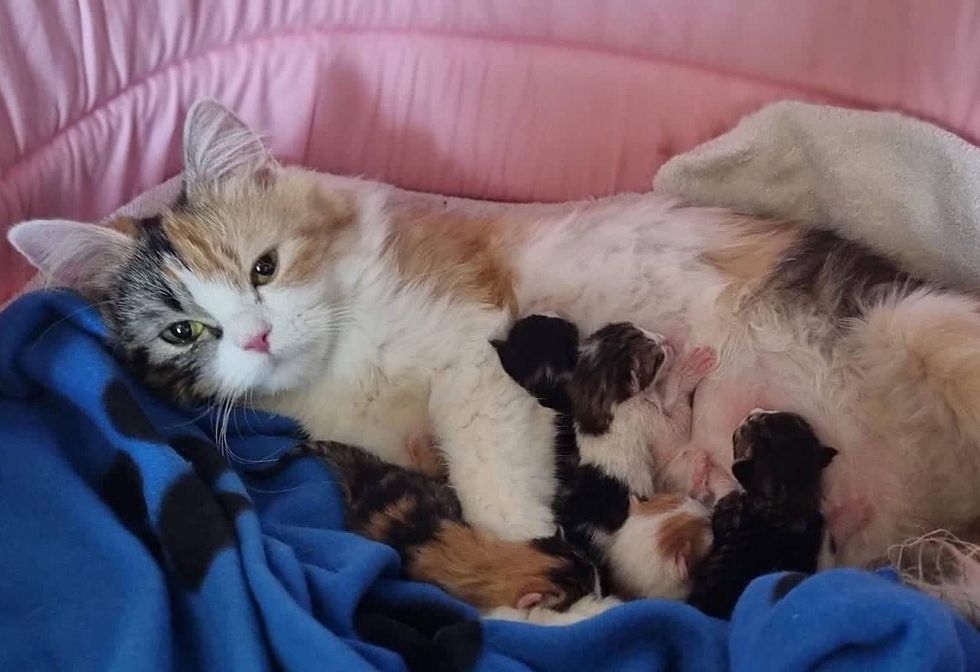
[251,250,278,286]
[161,320,206,345]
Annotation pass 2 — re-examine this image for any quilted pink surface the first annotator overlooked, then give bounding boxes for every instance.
[2,1,980,300]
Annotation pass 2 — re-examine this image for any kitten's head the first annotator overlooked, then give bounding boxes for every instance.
[568,322,669,435]
[492,313,579,407]
[731,409,837,507]
[9,100,359,403]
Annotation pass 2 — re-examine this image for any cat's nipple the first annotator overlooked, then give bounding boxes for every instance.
[242,328,271,354]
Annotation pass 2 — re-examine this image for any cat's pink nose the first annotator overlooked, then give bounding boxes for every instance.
[242,329,271,353]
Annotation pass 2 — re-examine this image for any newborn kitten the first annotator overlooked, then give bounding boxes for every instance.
[687,410,837,619]
[494,315,713,600]
[258,440,598,612]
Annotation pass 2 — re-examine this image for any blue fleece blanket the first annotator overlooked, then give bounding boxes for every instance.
[1,290,978,672]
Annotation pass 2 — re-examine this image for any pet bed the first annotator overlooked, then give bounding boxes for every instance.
[3,3,980,671]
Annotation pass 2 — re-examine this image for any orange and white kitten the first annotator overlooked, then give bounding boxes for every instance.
[12,100,980,570]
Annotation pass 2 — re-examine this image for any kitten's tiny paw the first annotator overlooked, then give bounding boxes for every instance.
[681,346,718,381]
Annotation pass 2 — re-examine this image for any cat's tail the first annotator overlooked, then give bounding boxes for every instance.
[889,529,980,626]
[850,288,980,521]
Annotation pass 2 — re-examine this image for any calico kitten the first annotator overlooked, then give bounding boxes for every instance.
[258,440,598,611]
[687,410,837,619]
[493,315,713,600]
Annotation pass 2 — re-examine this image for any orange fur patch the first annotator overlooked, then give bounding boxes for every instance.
[407,522,565,609]
[362,496,417,541]
[656,512,712,564]
[106,216,138,237]
[164,211,244,284]
[277,189,357,286]
[384,211,519,315]
[631,493,686,516]
[703,218,800,291]
[405,426,446,480]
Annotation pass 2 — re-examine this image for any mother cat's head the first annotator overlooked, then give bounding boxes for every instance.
[9,100,364,403]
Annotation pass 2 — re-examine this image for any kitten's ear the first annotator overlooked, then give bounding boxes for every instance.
[731,458,755,490]
[8,219,132,294]
[490,338,506,352]
[820,446,839,467]
[182,98,276,188]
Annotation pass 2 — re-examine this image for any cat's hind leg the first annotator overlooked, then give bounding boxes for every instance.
[851,289,980,530]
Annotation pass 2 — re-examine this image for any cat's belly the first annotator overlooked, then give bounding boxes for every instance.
[689,354,915,567]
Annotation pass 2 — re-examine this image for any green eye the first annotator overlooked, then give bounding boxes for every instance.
[161,320,206,345]
[251,249,278,286]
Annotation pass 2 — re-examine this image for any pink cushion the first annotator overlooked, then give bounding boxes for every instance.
[2,1,980,300]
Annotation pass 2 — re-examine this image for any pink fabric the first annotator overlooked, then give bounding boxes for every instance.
[2,1,980,300]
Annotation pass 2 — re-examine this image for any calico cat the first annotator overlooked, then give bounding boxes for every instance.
[493,315,713,600]
[257,440,598,611]
[687,410,837,619]
[14,99,980,573]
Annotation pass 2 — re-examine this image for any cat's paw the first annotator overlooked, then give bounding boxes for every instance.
[405,427,446,479]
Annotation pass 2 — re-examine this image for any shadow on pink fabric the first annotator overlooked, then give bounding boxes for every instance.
[2,1,980,299]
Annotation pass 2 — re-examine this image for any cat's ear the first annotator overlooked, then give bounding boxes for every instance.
[820,446,838,467]
[8,219,132,294]
[731,458,755,490]
[490,338,506,352]
[182,99,276,188]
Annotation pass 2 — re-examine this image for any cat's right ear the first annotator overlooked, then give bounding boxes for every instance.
[8,219,131,294]
[731,458,755,490]
[182,99,277,189]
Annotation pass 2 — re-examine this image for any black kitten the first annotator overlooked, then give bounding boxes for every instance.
[687,410,837,618]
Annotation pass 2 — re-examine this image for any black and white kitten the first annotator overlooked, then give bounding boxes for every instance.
[493,315,714,600]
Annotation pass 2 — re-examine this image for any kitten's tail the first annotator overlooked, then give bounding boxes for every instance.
[889,529,980,626]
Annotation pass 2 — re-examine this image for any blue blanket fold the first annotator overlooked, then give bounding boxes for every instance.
[1,290,977,672]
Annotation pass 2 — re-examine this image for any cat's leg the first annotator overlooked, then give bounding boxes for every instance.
[851,291,980,532]
[429,351,558,541]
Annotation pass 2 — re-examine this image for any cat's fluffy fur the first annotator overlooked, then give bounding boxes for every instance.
[12,100,980,572]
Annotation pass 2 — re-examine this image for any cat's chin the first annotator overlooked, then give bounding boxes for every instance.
[246,353,324,397]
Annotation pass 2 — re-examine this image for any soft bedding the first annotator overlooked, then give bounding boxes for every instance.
[6,3,980,671]
[2,290,979,671]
